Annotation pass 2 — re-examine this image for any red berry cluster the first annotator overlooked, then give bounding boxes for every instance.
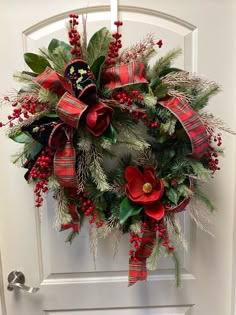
[0,96,51,128]
[129,231,142,261]
[30,147,54,207]
[156,221,174,253]
[105,21,123,66]
[78,192,104,228]
[68,14,81,58]
[204,128,222,174]
[130,111,159,128]
[112,89,143,107]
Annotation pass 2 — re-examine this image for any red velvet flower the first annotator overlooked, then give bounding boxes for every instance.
[86,103,114,136]
[125,166,165,220]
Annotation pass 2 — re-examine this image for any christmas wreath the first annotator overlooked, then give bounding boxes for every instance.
[0,14,234,286]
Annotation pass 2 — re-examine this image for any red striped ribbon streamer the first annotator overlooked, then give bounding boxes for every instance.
[48,125,77,188]
[128,224,156,286]
[103,61,148,89]
[159,97,209,158]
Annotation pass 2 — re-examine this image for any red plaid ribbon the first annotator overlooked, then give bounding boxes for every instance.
[57,92,88,129]
[128,225,156,286]
[35,67,73,96]
[48,125,77,188]
[159,97,209,158]
[103,61,148,89]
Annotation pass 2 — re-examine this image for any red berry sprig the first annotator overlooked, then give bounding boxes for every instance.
[78,192,104,228]
[68,14,81,58]
[204,126,222,174]
[105,21,123,66]
[156,221,174,253]
[0,95,51,128]
[30,147,55,208]
[129,232,142,261]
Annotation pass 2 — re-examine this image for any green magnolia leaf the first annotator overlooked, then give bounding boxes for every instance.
[119,197,143,224]
[166,187,180,205]
[48,38,72,61]
[102,124,118,144]
[87,27,113,65]
[24,53,51,74]
[10,132,32,143]
[91,55,106,87]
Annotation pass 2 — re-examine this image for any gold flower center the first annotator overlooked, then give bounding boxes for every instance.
[143,182,152,194]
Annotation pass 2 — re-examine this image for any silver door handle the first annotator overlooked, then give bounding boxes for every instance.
[7,270,39,294]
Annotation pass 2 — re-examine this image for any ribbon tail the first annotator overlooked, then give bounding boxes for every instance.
[128,225,156,286]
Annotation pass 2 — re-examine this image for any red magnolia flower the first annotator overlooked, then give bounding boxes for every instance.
[125,166,165,220]
[86,103,114,136]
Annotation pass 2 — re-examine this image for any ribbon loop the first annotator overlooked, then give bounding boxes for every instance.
[35,67,73,96]
[57,92,88,129]
[64,58,97,102]
[159,97,209,158]
[103,61,148,89]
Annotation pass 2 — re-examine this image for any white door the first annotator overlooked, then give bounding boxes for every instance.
[0,1,235,314]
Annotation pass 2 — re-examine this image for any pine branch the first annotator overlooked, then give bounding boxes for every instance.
[54,187,72,230]
[148,48,182,79]
[146,238,162,271]
[89,223,98,268]
[191,84,221,111]
[200,111,236,135]
[81,14,88,61]
[118,33,157,64]
[13,72,36,84]
[77,150,91,193]
[89,145,109,192]
[188,197,215,236]
[38,88,59,106]
[169,251,181,287]
[165,212,188,251]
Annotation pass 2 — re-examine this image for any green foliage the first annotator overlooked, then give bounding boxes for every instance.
[119,197,143,224]
[147,48,182,80]
[65,231,79,244]
[90,55,106,87]
[9,131,32,143]
[87,27,113,66]
[101,123,118,144]
[193,185,215,212]
[169,251,181,287]
[191,84,220,111]
[38,88,59,106]
[24,53,51,73]
[48,38,72,63]
[166,187,180,205]
[160,117,177,135]
[146,238,163,271]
